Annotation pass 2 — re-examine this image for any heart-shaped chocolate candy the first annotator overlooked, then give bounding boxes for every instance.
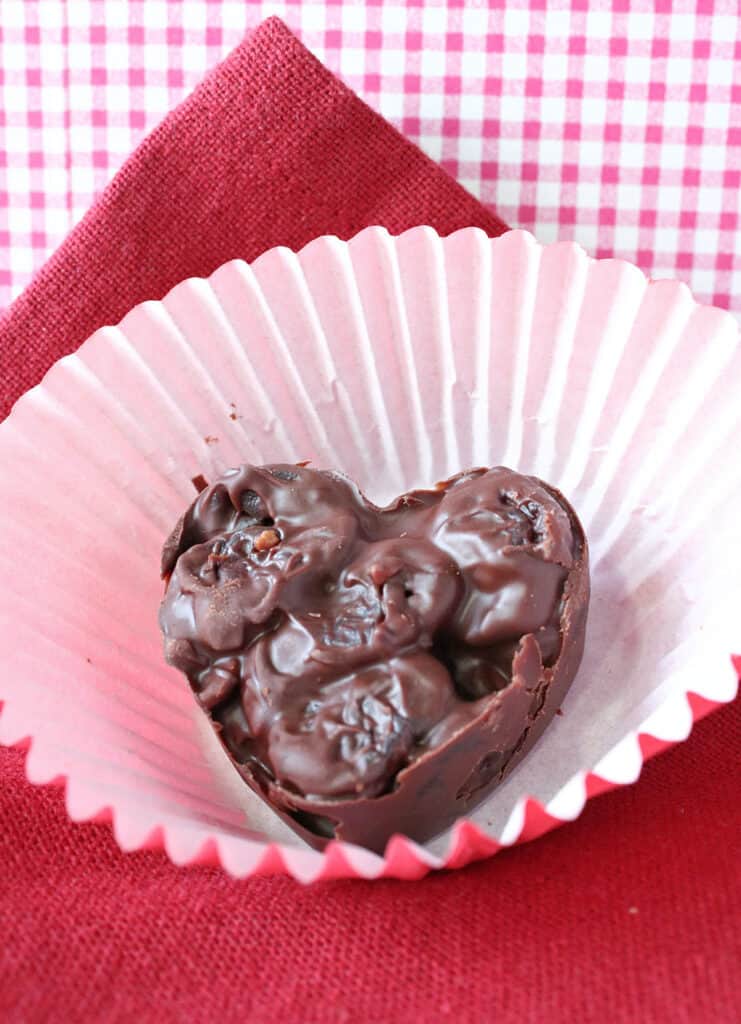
[160,464,589,853]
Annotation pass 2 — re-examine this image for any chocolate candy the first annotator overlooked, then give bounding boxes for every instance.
[160,464,589,853]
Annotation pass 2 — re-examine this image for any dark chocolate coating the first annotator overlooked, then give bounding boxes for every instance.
[160,464,589,853]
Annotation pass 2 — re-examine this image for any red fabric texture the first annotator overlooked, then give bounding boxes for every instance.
[0,18,738,1024]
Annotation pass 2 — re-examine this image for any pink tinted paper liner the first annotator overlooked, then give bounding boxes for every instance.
[0,227,738,882]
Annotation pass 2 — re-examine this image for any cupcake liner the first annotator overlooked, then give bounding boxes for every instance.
[0,227,738,882]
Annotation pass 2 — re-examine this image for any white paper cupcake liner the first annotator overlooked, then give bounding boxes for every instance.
[0,227,738,882]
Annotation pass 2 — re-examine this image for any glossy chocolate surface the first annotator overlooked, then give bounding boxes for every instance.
[160,464,589,852]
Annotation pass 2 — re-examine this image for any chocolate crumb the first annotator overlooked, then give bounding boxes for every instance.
[254,528,280,552]
[204,435,218,445]
[555,708,563,716]
[191,474,208,494]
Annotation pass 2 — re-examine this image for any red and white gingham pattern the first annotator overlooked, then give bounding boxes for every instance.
[1,0,739,315]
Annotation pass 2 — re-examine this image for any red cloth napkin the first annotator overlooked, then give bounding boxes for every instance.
[0,18,738,1024]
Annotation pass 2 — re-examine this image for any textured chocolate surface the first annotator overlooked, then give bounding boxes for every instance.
[160,464,589,853]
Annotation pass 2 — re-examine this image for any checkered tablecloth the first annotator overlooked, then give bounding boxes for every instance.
[1,0,739,315]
